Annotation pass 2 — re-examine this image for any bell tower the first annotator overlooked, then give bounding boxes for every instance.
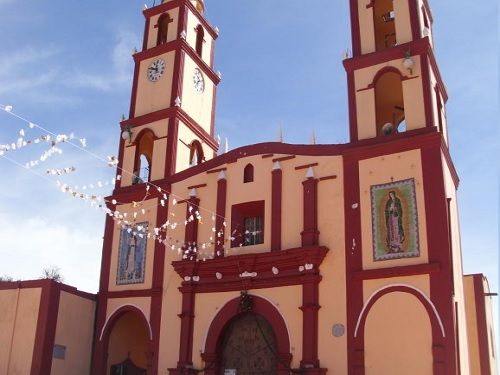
[344,0,448,142]
[92,2,220,374]
[118,0,220,187]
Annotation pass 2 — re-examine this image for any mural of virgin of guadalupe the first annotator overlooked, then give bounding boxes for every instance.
[385,191,405,252]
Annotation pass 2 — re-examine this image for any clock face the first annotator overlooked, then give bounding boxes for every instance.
[193,68,205,93]
[147,59,166,82]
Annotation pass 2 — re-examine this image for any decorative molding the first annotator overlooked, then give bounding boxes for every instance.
[172,246,329,293]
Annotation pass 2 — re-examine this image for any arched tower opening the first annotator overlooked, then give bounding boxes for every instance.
[134,130,155,183]
[375,70,405,136]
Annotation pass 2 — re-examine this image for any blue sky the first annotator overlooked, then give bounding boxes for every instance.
[0,0,497,327]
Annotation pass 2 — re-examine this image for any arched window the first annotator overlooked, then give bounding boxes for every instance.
[157,13,173,46]
[134,130,155,184]
[373,0,397,51]
[243,164,254,183]
[374,69,405,136]
[189,140,204,166]
[195,25,204,57]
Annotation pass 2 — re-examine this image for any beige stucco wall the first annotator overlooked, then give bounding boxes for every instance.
[364,291,433,374]
[51,291,95,375]
[354,57,426,140]
[134,51,176,118]
[0,287,41,375]
[180,54,214,134]
[146,8,180,50]
[464,276,481,375]
[482,278,498,375]
[185,9,214,67]
[442,154,471,374]
[108,200,158,291]
[158,153,348,373]
[359,149,428,269]
[175,120,214,174]
[429,68,448,142]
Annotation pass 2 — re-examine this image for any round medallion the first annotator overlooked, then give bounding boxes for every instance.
[147,59,166,82]
[193,68,205,93]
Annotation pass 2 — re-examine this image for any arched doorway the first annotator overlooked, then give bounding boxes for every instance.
[219,313,278,375]
[202,295,292,375]
[105,308,152,375]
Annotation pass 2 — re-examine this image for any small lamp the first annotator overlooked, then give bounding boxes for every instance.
[403,51,415,75]
[121,127,133,143]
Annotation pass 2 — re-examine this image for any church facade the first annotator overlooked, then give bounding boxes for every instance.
[0,1,497,374]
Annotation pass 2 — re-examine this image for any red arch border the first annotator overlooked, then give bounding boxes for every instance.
[354,285,445,339]
[202,295,292,375]
[92,305,153,375]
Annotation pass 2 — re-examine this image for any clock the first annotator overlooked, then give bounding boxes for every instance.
[147,59,166,82]
[193,68,205,93]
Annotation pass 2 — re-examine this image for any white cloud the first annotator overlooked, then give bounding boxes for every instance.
[0,211,103,293]
[65,31,140,92]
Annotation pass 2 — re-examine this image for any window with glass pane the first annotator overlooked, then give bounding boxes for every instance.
[244,217,263,246]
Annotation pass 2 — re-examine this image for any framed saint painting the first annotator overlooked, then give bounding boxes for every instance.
[116,222,148,285]
[370,179,420,261]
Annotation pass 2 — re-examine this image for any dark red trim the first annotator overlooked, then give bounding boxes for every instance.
[343,155,364,375]
[262,153,274,159]
[184,197,200,259]
[215,177,227,258]
[440,139,460,188]
[422,0,434,23]
[121,107,218,150]
[143,14,151,51]
[165,117,179,177]
[300,278,324,371]
[30,280,60,375]
[206,167,226,174]
[344,38,427,72]
[408,0,421,41]
[422,144,457,374]
[150,186,170,374]
[210,77,218,139]
[347,70,358,142]
[172,246,328,293]
[98,213,116,293]
[295,162,319,170]
[201,295,292,375]
[473,275,491,375]
[129,59,141,118]
[353,262,440,280]
[175,286,196,369]
[0,280,96,300]
[319,175,337,181]
[349,0,361,56]
[187,183,207,189]
[272,155,296,163]
[301,178,319,247]
[420,53,434,127]
[271,168,282,251]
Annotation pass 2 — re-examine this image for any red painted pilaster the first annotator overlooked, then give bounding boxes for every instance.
[184,196,200,260]
[30,280,60,375]
[301,177,319,247]
[171,286,196,373]
[215,175,227,258]
[343,155,364,375]
[271,167,282,251]
[300,276,326,374]
[421,144,456,375]
[165,117,180,177]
